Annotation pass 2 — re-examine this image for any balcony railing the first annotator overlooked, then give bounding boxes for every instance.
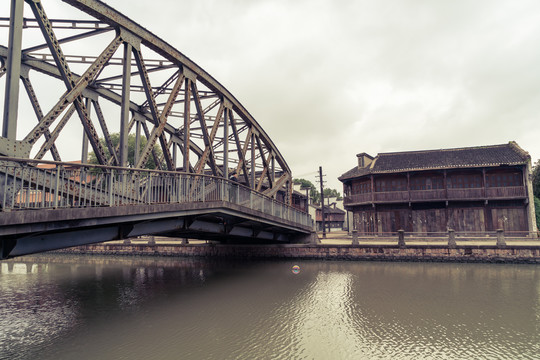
[343,192,372,205]
[374,191,409,202]
[410,189,446,201]
[485,186,526,198]
[344,186,527,205]
[446,188,484,199]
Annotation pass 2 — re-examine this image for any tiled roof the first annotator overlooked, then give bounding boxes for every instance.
[339,142,529,181]
[324,206,345,214]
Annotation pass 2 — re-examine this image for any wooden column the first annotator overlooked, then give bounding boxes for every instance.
[444,169,449,230]
[370,175,374,203]
[407,172,411,202]
[482,168,487,199]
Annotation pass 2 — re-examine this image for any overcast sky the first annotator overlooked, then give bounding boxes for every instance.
[7,0,540,192]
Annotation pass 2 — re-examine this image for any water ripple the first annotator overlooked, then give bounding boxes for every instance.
[1,258,539,359]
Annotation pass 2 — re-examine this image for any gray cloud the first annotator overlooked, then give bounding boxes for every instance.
[6,0,540,192]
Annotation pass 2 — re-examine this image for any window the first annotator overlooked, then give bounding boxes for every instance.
[448,173,482,188]
[352,180,371,194]
[375,177,406,192]
[410,175,443,190]
[486,172,522,187]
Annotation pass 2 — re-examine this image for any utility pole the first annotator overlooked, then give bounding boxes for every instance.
[318,166,326,238]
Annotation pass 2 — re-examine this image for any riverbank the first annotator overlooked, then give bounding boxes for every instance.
[53,234,540,264]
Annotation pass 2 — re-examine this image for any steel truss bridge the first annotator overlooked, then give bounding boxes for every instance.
[0,0,314,259]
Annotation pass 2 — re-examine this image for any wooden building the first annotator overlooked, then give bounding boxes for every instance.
[308,203,346,232]
[313,204,346,231]
[291,189,308,212]
[338,142,537,235]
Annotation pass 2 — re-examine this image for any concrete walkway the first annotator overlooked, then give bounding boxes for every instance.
[108,231,540,247]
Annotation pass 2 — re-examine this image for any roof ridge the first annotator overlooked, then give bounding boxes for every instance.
[378,143,509,156]
[508,141,530,161]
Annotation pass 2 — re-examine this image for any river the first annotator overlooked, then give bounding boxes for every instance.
[1,255,539,360]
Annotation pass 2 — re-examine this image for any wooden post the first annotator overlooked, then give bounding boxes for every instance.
[482,168,487,199]
[370,175,375,203]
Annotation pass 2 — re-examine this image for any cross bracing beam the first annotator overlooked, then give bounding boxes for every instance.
[0,0,293,204]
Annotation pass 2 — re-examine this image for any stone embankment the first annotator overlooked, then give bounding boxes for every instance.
[55,231,540,264]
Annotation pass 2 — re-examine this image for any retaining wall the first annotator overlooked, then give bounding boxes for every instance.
[54,243,540,264]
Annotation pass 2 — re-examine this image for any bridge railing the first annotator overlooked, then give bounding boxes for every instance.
[0,158,312,228]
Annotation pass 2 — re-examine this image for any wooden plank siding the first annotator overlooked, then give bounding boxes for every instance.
[411,208,446,234]
[353,209,376,234]
[349,202,529,235]
[490,207,527,233]
[447,207,485,233]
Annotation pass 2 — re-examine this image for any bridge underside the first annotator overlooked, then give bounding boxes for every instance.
[0,202,315,259]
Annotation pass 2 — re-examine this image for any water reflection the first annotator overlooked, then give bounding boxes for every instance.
[0,256,539,360]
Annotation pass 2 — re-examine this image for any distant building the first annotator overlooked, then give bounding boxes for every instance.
[291,187,308,212]
[313,203,346,232]
[301,187,346,232]
[338,142,537,235]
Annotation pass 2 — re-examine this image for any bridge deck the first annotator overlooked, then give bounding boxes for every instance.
[1,200,313,259]
[0,159,314,259]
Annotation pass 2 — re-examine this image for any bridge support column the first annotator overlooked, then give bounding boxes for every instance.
[223,107,229,179]
[2,0,24,140]
[81,97,90,163]
[1,238,17,260]
[295,232,319,244]
[120,42,132,167]
[251,132,256,189]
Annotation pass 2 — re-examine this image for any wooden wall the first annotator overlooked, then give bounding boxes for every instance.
[376,209,411,233]
[489,207,527,232]
[412,208,446,234]
[447,207,485,232]
[353,208,376,233]
[352,202,528,234]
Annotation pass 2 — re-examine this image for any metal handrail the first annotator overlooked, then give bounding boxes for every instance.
[0,158,312,228]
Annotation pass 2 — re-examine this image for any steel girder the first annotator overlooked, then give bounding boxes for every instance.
[0,0,292,203]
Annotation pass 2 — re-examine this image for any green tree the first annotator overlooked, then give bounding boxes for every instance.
[535,197,540,231]
[533,159,540,198]
[88,133,165,169]
[293,178,320,204]
[323,188,342,201]
[293,179,343,204]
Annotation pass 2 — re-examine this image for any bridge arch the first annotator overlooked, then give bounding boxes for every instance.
[1,0,292,202]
